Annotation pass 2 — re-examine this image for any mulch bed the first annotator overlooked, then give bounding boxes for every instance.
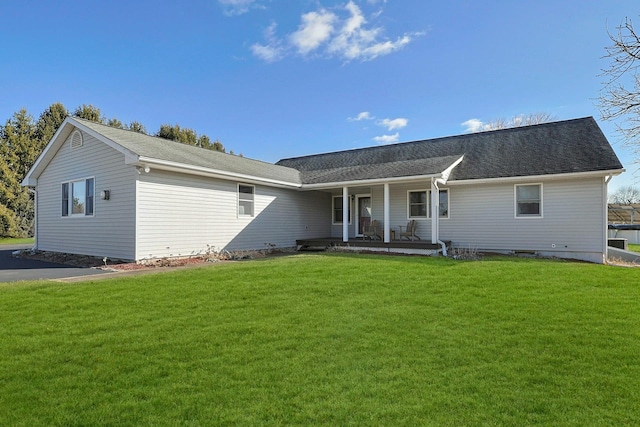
[14,250,220,271]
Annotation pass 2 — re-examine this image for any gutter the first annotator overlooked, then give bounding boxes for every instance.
[301,173,444,190]
[135,157,303,189]
[447,169,625,186]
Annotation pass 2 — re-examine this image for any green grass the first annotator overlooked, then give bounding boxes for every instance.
[1,253,639,425]
[628,243,640,253]
[0,237,34,245]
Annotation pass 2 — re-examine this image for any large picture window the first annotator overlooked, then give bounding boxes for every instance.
[332,196,352,224]
[408,189,449,219]
[515,184,542,217]
[238,184,255,217]
[62,178,94,217]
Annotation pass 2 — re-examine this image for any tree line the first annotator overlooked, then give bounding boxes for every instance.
[0,103,226,237]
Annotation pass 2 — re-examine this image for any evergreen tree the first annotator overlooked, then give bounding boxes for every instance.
[73,104,104,123]
[127,121,147,134]
[0,109,37,236]
[36,102,68,144]
[157,124,225,152]
[107,118,125,129]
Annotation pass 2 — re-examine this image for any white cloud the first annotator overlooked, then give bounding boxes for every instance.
[218,0,261,15]
[377,117,407,131]
[348,111,374,121]
[373,133,399,144]
[250,1,422,62]
[289,10,336,55]
[461,118,490,133]
[250,23,286,62]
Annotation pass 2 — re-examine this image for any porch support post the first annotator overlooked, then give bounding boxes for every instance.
[383,183,390,243]
[431,178,439,244]
[342,186,349,242]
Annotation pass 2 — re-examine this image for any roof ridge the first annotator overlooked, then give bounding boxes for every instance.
[277,116,595,163]
[71,116,293,170]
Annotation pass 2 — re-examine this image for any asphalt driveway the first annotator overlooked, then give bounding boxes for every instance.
[0,245,110,283]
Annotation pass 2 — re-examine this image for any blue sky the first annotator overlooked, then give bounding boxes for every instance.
[1,0,638,190]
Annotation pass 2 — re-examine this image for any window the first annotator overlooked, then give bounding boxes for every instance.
[238,184,254,217]
[408,191,428,218]
[62,178,94,217]
[408,189,449,219]
[515,184,542,217]
[437,189,449,218]
[332,196,352,224]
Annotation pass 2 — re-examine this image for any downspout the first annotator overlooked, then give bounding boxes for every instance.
[431,178,447,256]
[28,188,37,250]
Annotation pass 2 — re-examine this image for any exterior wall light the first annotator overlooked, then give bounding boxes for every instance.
[100,190,110,200]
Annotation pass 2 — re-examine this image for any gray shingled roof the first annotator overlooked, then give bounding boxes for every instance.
[74,117,302,185]
[276,117,623,184]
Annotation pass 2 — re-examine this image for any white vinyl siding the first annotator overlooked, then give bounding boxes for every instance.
[36,130,137,260]
[136,170,331,259]
[440,178,605,261]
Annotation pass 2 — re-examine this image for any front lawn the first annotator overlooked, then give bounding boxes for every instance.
[1,254,639,425]
[629,243,640,253]
[0,237,34,245]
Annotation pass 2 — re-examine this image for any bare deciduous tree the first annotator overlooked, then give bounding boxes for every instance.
[463,112,556,132]
[599,17,640,158]
[609,185,640,204]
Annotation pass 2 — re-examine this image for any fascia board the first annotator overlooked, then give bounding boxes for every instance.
[137,157,302,189]
[446,169,626,186]
[300,173,443,190]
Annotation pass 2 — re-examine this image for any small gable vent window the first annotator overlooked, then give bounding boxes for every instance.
[70,130,83,149]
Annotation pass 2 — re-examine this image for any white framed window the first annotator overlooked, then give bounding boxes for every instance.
[238,184,254,217]
[515,184,542,218]
[408,190,428,218]
[332,196,352,224]
[407,189,449,219]
[62,177,94,217]
[435,189,449,219]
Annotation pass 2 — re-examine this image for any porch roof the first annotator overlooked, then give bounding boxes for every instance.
[298,155,464,185]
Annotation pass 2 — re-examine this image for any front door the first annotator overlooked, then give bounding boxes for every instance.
[356,195,372,236]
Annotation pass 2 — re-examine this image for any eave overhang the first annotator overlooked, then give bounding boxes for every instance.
[134,157,303,189]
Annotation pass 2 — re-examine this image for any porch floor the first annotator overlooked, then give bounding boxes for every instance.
[296,237,449,254]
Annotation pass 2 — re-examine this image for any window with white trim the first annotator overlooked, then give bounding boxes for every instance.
[407,189,449,219]
[408,190,428,218]
[515,184,542,217]
[62,178,94,217]
[238,184,254,217]
[332,196,352,224]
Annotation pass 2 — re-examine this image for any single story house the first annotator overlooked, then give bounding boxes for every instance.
[22,116,624,263]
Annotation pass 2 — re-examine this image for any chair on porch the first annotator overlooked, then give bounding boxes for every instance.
[399,220,420,241]
[362,219,381,240]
